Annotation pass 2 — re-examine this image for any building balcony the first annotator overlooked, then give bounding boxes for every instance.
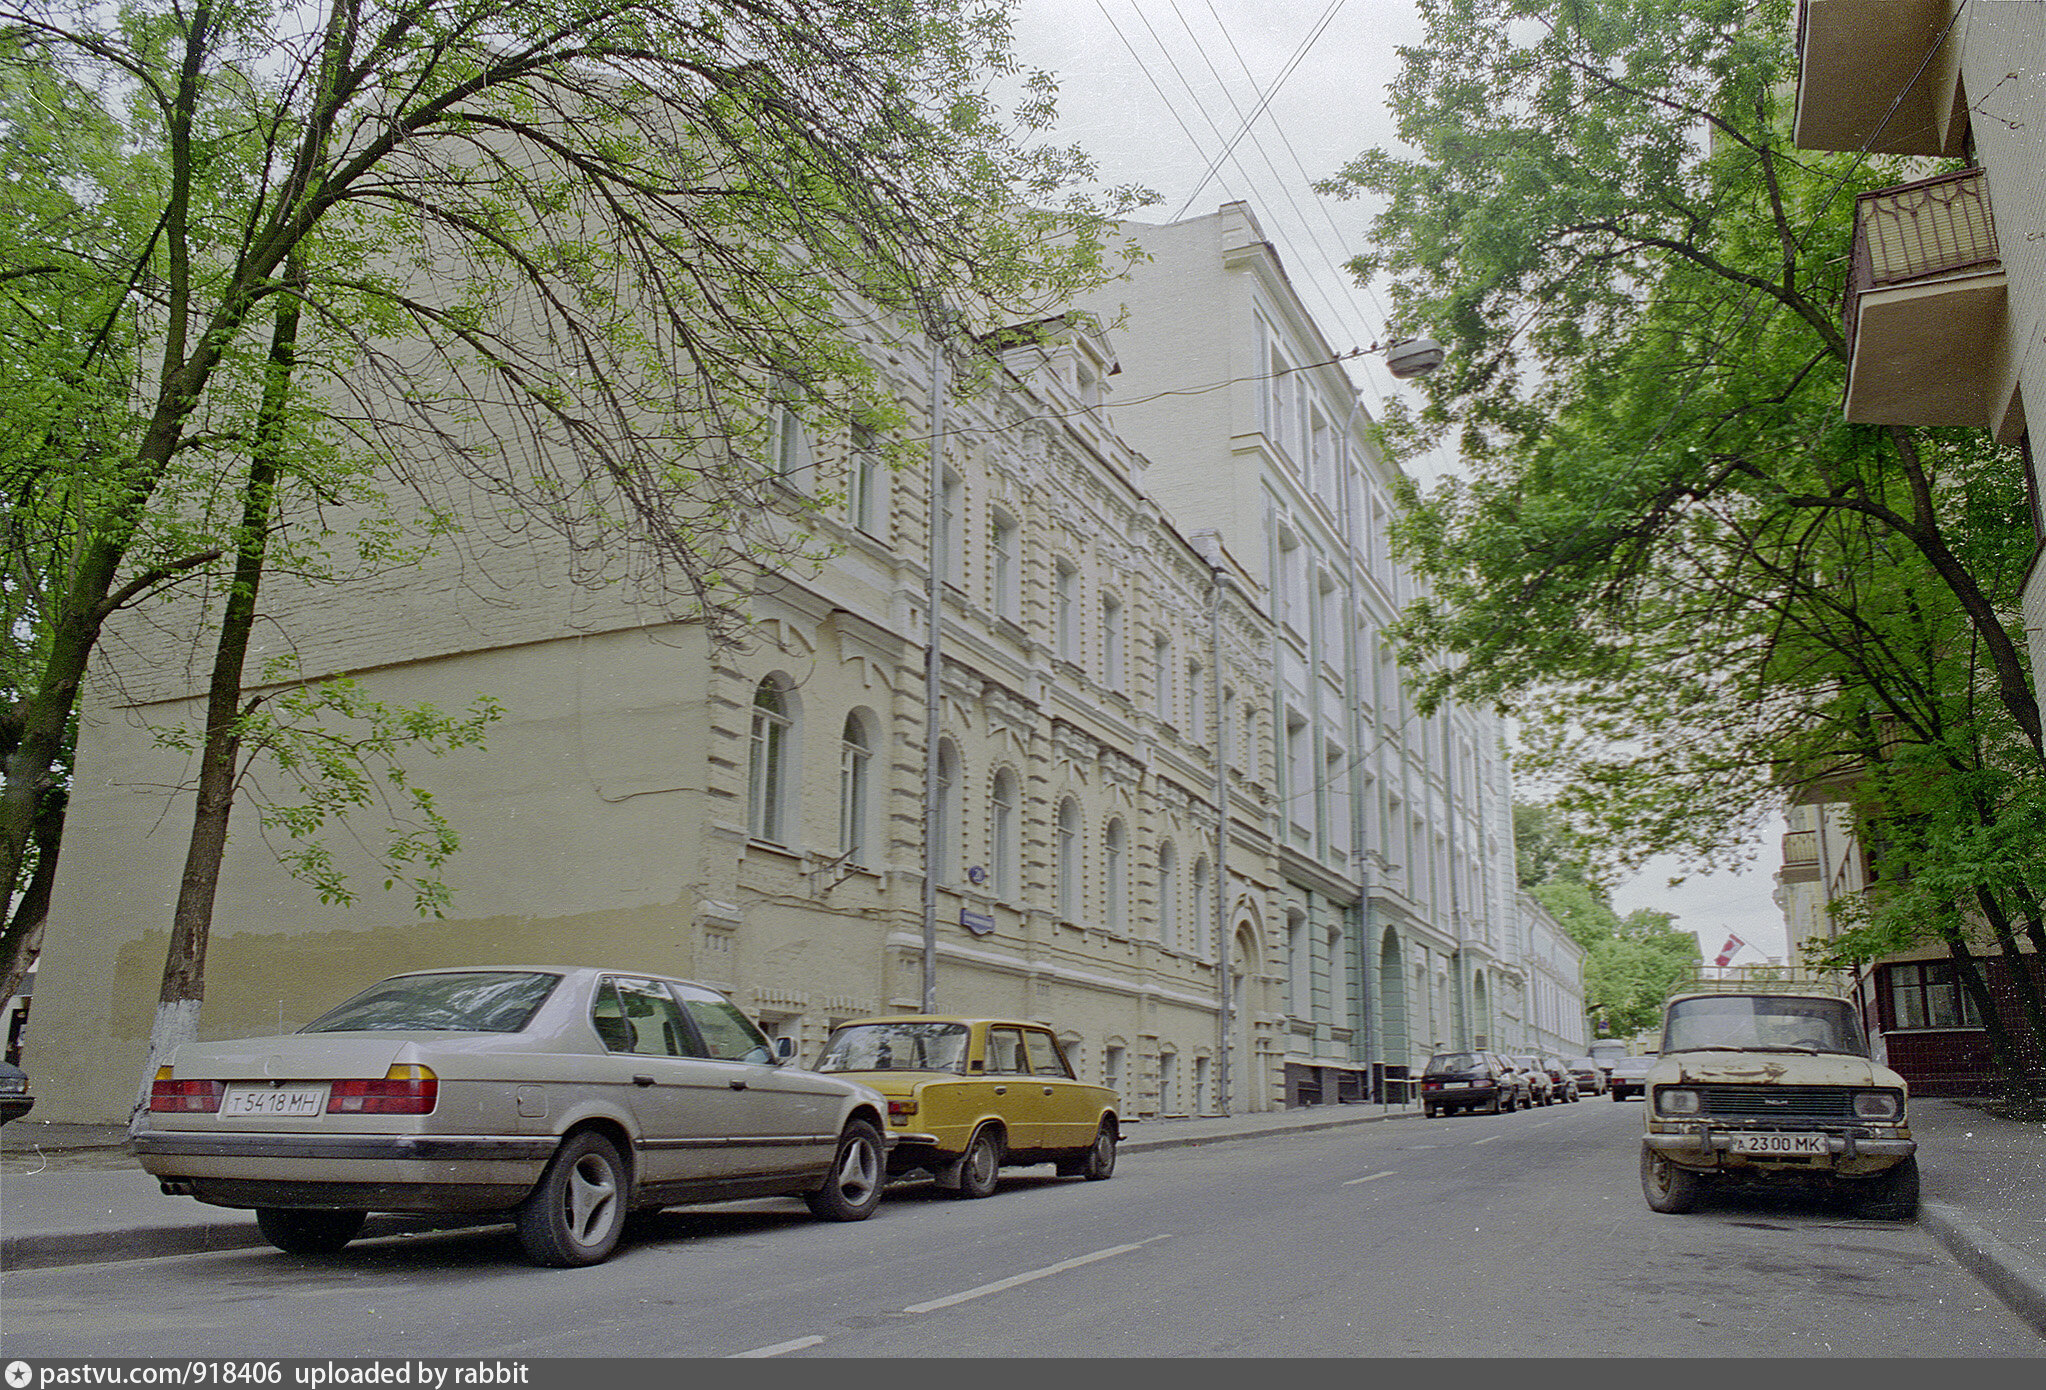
[1780,829,1822,884]
[1794,0,1965,155]
[1842,169,2012,431]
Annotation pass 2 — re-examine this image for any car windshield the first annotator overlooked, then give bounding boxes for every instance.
[815,1022,970,1074]
[301,971,560,1034]
[1424,1052,1485,1075]
[1662,995,1866,1057]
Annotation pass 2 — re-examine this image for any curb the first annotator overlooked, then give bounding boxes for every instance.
[1919,1199,2046,1338]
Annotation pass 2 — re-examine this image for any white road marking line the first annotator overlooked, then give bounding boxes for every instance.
[901,1234,1176,1314]
[1343,1170,1397,1186]
[1472,1134,1504,1145]
[729,1336,825,1359]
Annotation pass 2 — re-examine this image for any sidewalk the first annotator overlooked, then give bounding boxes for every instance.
[4,1096,2042,1337]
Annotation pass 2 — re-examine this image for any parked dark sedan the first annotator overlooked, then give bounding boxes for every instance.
[1565,1056,1606,1096]
[0,1059,31,1124]
[1420,1051,1524,1117]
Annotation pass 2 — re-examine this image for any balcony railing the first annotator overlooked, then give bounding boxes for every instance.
[1780,829,1821,884]
[1845,168,1999,359]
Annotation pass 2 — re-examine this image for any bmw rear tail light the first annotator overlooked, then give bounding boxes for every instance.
[887,1098,918,1119]
[150,1069,225,1113]
[327,1064,439,1115]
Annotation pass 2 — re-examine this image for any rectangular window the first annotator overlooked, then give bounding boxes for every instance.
[1102,595,1124,689]
[991,511,1019,620]
[1056,561,1079,662]
[850,426,884,536]
[1888,961,1983,1029]
[770,391,812,491]
[1153,633,1173,721]
[938,469,962,586]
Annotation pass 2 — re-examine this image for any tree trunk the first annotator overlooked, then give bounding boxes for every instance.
[129,283,299,1131]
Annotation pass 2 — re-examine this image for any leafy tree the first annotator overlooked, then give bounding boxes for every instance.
[1327,0,2044,1079]
[1526,836,1699,1041]
[0,1,1143,1059]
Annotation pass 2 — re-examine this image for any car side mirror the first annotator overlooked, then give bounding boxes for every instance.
[775,1037,796,1062]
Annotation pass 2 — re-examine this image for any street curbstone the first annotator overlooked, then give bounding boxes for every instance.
[1919,1198,2046,1339]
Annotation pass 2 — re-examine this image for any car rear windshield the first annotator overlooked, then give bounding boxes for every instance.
[815,1022,970,1074]
[301,971,561,1034]
[1424,1052,1486,1075]
[1661,995,1866,1057]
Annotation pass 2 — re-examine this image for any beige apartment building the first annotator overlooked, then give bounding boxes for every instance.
[26,305,1286,1124]
[1074,203,1540,1095]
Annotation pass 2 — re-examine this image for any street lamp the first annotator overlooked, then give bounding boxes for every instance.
[1385,335,1446,379]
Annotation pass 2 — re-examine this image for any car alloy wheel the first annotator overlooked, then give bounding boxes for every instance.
[805,1120,885,1221]
[517,1130,628,1267]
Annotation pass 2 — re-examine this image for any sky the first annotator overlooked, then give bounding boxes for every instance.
[1007,0,1793,967]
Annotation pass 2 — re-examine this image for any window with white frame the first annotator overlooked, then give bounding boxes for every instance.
[937,468,963,586]
[770,388,812,491]
[849,425,884,536]
[1153,632,1173,722]
[932,738,960,884]
[839,710,873,863]
[1057,797,1081,920]
[748,677,795,844]
[1187,659,1204,736]
[1287,909,1310,1016]
[1191,857,1211,956]
[1286,708,1313,840]
[1104,1042,1125,1094]
[1325,736,1350,859]
[1276,525,1308,633]
[1105,817,1127,932]
[1102,593,1124,689]
[1159,1048,1179,1115]
[990,509,1020,621]
[1055,560,1079,662]
[991,767,1019,901]
[1157,841,1178,949]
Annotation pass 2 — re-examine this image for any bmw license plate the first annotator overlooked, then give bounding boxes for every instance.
[1729,1131,1830,1156]
[222,1086,325,1117]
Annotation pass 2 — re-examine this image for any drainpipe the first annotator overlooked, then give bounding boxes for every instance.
[922,330,949,1014]
[1335,394,1375,1091]
[1194,532,1234,1114]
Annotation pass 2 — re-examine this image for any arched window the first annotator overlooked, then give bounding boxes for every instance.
[933,738,961,884]
[1191,857,1212,958]
[990,768,1019,900]
[1057,797,1081,921]
[748,677,794,844]
[1157,841,1179,948]
[1105,818,1127,932]
[839,711,873,863]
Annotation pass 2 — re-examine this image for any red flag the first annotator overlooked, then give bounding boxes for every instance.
[1714,934,1746,968]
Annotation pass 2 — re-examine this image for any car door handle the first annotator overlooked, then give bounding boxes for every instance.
[1043,1087,1055,1096]
[993,1085,1007,1095]
[729,1080,748,1091]
[633,1075,655,1088]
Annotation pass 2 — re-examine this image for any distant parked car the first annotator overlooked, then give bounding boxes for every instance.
[1542,1057,1580,1102]
[0,1059,31,1124]
[1507,1054,1554,1106]
[1565,1057,1606,1096]
[1607,1055,1656,1101]
[133,967,892,1267]
[1420,1051,1523,1117]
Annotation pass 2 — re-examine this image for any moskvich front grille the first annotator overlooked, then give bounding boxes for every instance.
[1698,1085,1855,1120]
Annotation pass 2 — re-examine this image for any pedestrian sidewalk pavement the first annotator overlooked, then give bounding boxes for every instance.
[3,1096,2042,1338]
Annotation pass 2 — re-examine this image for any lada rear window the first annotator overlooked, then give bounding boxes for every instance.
[1661,995,1865,1057]
[1425,1053,1486,1074]
[817,1022,970,1074]
[301,971,561,1033]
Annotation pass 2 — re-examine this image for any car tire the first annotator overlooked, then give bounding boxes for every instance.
[950,1125,1004,1199]
[1853,1155,1920,1221]
[517,1130,628,1267]
[1057,1120,1117,1181]
[1423,1104,1437,1118]
[805,1119,885,1221]
[255,1207,366,1255]
[1641,1148,1702,1214]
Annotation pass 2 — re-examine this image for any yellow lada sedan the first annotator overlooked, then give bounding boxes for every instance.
[813,1017,1119,1198]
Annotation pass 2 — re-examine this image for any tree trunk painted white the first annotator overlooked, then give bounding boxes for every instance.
[129,997,202,1135]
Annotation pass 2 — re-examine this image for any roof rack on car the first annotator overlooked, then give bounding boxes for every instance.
[1667,966,1852,998]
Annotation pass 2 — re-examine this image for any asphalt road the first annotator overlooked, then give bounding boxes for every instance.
[2,1099,2039,1357]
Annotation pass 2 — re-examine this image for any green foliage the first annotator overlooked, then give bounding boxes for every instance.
[1338,0,2046,1071]
[0,0,1147,985]
[151,659,503,918]
[1528,853,1700,1038]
